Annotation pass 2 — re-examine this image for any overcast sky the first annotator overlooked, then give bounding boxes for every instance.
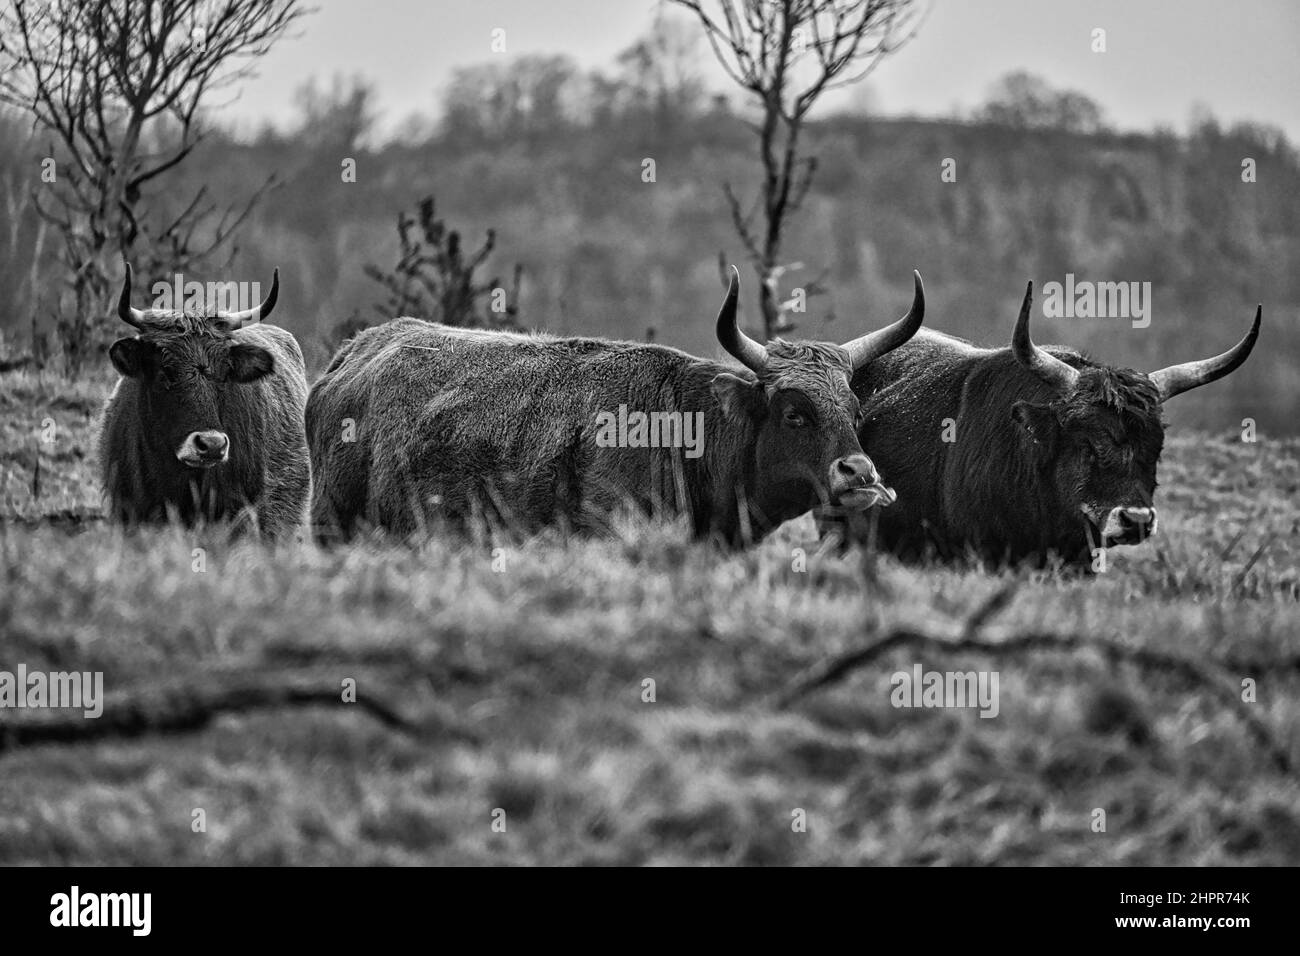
[224,0,1300,141]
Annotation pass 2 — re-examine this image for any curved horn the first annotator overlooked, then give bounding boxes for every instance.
[222,268,279,327]
[1148,306,1261,403]
[842,270,925,371]
[715,265,766,374]
[1012,280,1079,393]
[117,263,145,328]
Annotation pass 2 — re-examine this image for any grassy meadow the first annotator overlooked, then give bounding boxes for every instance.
[1,366,1298,865]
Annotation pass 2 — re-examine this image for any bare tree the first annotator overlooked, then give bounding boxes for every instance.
[672,0,921,338]
[0,0,304,366]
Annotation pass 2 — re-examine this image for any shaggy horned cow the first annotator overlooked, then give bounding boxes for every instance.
[307,268,926,545]
[97,264,311,536]
[823,280,1261,565]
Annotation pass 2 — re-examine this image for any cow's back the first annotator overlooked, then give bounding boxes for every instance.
[307,319,710,538]
[845,329,1084,559]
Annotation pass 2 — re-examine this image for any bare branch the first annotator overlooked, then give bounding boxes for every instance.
[775,620,1293,775]
[0,0,306,367]
[671,0,919,339]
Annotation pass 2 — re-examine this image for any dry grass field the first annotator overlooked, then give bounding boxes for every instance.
[1,367,1298,865]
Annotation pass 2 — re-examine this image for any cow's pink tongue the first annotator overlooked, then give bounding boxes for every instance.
[837,483,896,510]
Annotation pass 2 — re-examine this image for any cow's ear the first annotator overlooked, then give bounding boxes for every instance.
[109,338,148,378]
[1011,400,1059,454]
[229,344,274,383]
[711,372,766,422]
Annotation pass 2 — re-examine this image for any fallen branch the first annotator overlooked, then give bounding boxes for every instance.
[0,668,443,755]
[775,584,1293,773]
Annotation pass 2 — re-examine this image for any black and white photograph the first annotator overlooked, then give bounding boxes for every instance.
[0,0,1296,914]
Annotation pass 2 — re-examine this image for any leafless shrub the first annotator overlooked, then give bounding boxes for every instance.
[361,195,523,330]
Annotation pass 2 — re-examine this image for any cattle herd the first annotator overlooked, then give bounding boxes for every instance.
[96,263,1262,566]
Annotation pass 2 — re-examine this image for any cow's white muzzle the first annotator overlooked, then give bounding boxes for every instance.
[1101,506,1158,546]
[177,430,229,468]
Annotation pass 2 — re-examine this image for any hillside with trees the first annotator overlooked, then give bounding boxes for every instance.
[1,53,1295,432]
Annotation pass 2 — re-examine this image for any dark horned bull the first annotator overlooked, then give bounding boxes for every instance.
[822,280,1261,565]
[96,264,311,536]
[307,268,927,546]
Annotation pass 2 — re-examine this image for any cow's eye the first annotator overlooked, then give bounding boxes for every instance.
[784,409,808,428]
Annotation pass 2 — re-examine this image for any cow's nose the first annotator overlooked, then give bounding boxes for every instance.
[1120,507,1155,528]
[1103,506,1158,544]
[192,431,228,457]
[177,431,229,468]
[829,454,878,496]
